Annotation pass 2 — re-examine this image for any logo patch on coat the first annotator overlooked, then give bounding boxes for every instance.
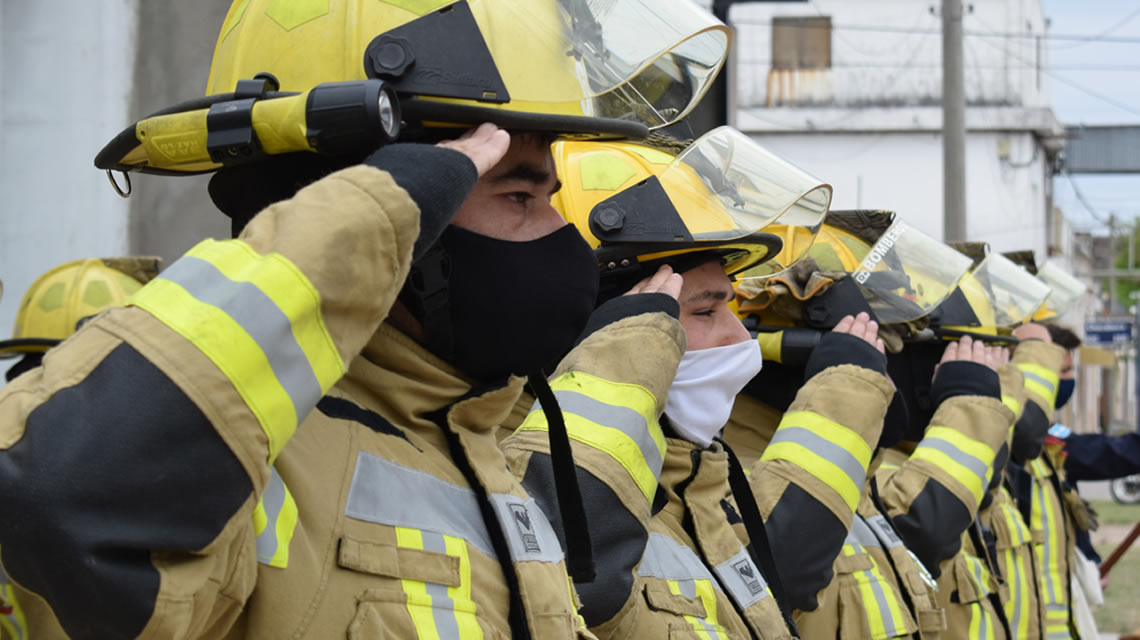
[732,559,765,596]
[509,503,541,553]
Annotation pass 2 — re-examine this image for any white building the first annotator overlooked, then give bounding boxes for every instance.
[728,0,1064,257]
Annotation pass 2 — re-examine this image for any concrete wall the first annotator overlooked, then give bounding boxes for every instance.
[732,0,1050,109]
[127,1,233,261]
[0,0,139,342]
[745,129,1050,253]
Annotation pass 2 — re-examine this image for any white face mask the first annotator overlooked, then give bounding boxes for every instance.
[664,339,763,448]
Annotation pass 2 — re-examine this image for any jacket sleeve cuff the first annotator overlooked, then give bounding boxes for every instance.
[931,361,1001,405]
[364,144,479,261]
[574,294,680,347]
[803,332,887,381]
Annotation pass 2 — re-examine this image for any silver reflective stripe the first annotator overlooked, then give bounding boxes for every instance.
[768,426,865,494]
[848,516,883,549]
[1036,484,1059,603]
[970,557,989,597]
[671,580,722,640]
[421,531,461,640]
[346,451,495,557]
[256,465,287,565]
[639,533,717,582]
[1008,550,1023,636]
[864,514,904,550]
[677,578,697,599]
[537,390,663,478]
[1046,631,1073,640]
[712,548,769,609]
[1022,370,1057,394]
[488,493,564,564]
[918,435,990,487]
[160,256,322,422]
[978,604,990,640]
[865,567,905,638]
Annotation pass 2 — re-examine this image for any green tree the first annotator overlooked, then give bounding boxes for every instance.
[1111,224,1140,308]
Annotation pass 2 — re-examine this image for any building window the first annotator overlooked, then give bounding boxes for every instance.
[772,16,831,70]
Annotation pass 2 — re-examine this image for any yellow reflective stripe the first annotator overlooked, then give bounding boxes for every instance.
[1019,362,1059,406]
[666,579,720,640]
[395,528,444,639]
[191,240,343,390]
[910,426,994,505]
[394,528,482,640]
[1001,547,1028,639]
[518,371,663,501]
[130,239,344,462]
[1001,393,1022,417]
[968,601,994,640]
[253,465,298,568]
[442,534,483,640]
[762,411,872,513]
[842,546,908,639]
[965,555,992,598]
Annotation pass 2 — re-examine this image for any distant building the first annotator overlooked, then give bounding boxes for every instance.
[728,0,1065,257]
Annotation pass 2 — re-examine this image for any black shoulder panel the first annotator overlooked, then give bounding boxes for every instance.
[764,483,844,611]
[318,395,416,449]
[889,480,970,578]
[521,452,645,627]
[0,343,252,640]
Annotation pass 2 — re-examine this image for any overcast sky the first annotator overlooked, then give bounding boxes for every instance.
[1040,1,1140,235]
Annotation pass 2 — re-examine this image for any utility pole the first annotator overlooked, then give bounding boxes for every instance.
[942,0,967,242]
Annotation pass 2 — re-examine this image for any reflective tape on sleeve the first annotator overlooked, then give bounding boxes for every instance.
[253,464,298,568]
[1001,394,1022,419]
[910,426,995,506]
[1018,363,1059,407]
[760,411,873,513]
[129,239,344,461]
[517,371,664,501]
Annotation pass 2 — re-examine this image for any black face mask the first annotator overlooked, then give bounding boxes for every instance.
[432,224,600,382]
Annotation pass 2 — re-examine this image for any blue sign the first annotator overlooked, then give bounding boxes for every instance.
[1085,319,1134,346]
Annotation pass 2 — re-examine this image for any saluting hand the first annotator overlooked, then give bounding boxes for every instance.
[832,312,885,354]
[436,122,511,177]
[624,264,683,301]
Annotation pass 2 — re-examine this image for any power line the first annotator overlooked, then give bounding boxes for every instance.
[1049,5,1140,50]
[1064,170,1112,227]
[738,60,1140,72]
[730,18,1140,45]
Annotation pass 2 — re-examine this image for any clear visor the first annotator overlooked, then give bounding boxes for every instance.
[475,0,729,127]
[659,127,829,265]
[959,254,1052,328]
[847,220,973,324]
[1036,260,1087,315]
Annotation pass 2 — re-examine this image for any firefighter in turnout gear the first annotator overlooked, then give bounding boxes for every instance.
[0,257,160,383]
[504,127,845,639]
[727,211,1013,640]
[1005,321,1080,639]
[0,1,737,638]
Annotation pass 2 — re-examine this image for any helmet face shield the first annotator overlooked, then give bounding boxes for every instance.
[478,0,729,126]
[553,126,827,277]
[958,254,1051,329]
[1035,260,1087,317]
[848,220,973,324]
